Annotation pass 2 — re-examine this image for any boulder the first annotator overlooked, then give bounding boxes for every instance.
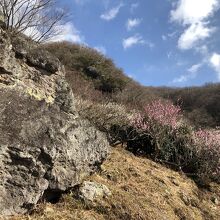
[0,28,109,216]
[78,181,111,202]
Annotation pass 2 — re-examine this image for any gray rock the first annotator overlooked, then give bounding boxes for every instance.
[211,197,219,205]
[79,181,111,202]
[0,10,3,23]
[85,66,100,78]
[0,27,109,216]
[10,35,60,73]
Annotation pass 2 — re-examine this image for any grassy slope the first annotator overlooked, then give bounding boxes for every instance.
[12,147,220,220]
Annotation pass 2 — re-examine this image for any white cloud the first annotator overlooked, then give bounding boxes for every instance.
[195,45,209,55]
[123,35,144,49]
[100,3,124,21]
[171,0,220,50]
[172,75,188,83]
[162,31,177,41]
[162,35,167,41]
[49,22,84,43]
[23,27,41,40]
[188,63,203,73]
[128,74,134,79]
[171,0,219,25]
[178,22,215,50]
[130,3,139,13]
[172,62,203,83]
[126,18,142,31]
[74,0,90,5]
[168,31,178,38]
[122,34,153,49]
[167,51,172,59]
[210,53,220,80]
[94,46,107,55]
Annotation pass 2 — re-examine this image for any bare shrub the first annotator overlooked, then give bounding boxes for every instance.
[75,98,135,144]
[0,0,66,42]
[65,70,104,102]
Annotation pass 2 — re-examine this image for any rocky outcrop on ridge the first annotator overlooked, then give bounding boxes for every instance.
[0,26,109,216]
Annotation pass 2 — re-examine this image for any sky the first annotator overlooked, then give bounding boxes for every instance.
[54,0,220,87]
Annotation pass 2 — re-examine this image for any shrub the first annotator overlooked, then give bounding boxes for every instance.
[130,100,190,162]
[156,83,220,128]
[130,100,220,184]
[133,100,182,129]
[193,129,220,183]
[75,98,135,145]
[65,70,104,102]
[43,42,129,93]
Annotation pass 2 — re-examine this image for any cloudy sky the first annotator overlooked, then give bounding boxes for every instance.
[56,0,220,87]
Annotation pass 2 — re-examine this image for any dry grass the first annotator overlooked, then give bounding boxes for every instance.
[6,147,220,220]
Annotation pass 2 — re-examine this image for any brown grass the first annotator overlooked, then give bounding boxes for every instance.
[6,147,220,220]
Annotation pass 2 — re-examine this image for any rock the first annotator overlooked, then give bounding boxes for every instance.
[11,35,60,73]
[211,197,219,205]
[85,66,100,78]
[11,34,34,59]
[78,181,111,202]
[0,27,109,216]
[0,10,3,23]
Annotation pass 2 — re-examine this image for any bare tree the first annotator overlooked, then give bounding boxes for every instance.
[0,0,67,42]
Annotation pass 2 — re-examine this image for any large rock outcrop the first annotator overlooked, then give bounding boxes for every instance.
[0,27,109,216]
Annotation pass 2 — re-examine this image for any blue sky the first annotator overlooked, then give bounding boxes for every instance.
[54,0,220,87]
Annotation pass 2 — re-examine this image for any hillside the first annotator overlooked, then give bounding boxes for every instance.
[12,147,220,220]
[44,42,220,129]
[43,42,159,108]
[152,84,220,128]
[0,24,219,220]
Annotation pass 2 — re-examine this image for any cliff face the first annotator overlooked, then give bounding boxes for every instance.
[0,27,109,216]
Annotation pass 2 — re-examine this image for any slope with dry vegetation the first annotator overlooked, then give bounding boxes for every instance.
[43,42,220,129]
[11,147,220,220]
[5,41,219,220]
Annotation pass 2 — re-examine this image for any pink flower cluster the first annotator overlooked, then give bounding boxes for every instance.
[144,100,181,128]
[132,100,182,131]
[194,129,220,178]
[132,113,150,131]
[194,129,220,149]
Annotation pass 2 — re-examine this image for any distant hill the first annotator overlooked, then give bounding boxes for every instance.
[43,42,159,109]
[151,84,220,128]
[44,42,220,128]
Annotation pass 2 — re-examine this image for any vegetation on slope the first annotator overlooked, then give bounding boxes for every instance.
[11,147,220,220]
[2,35,218,220]
[152,84,220,128]
[43,42,220,185]
[44,42,220,129]
[44,42,128,93]
[43,42,158,108]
